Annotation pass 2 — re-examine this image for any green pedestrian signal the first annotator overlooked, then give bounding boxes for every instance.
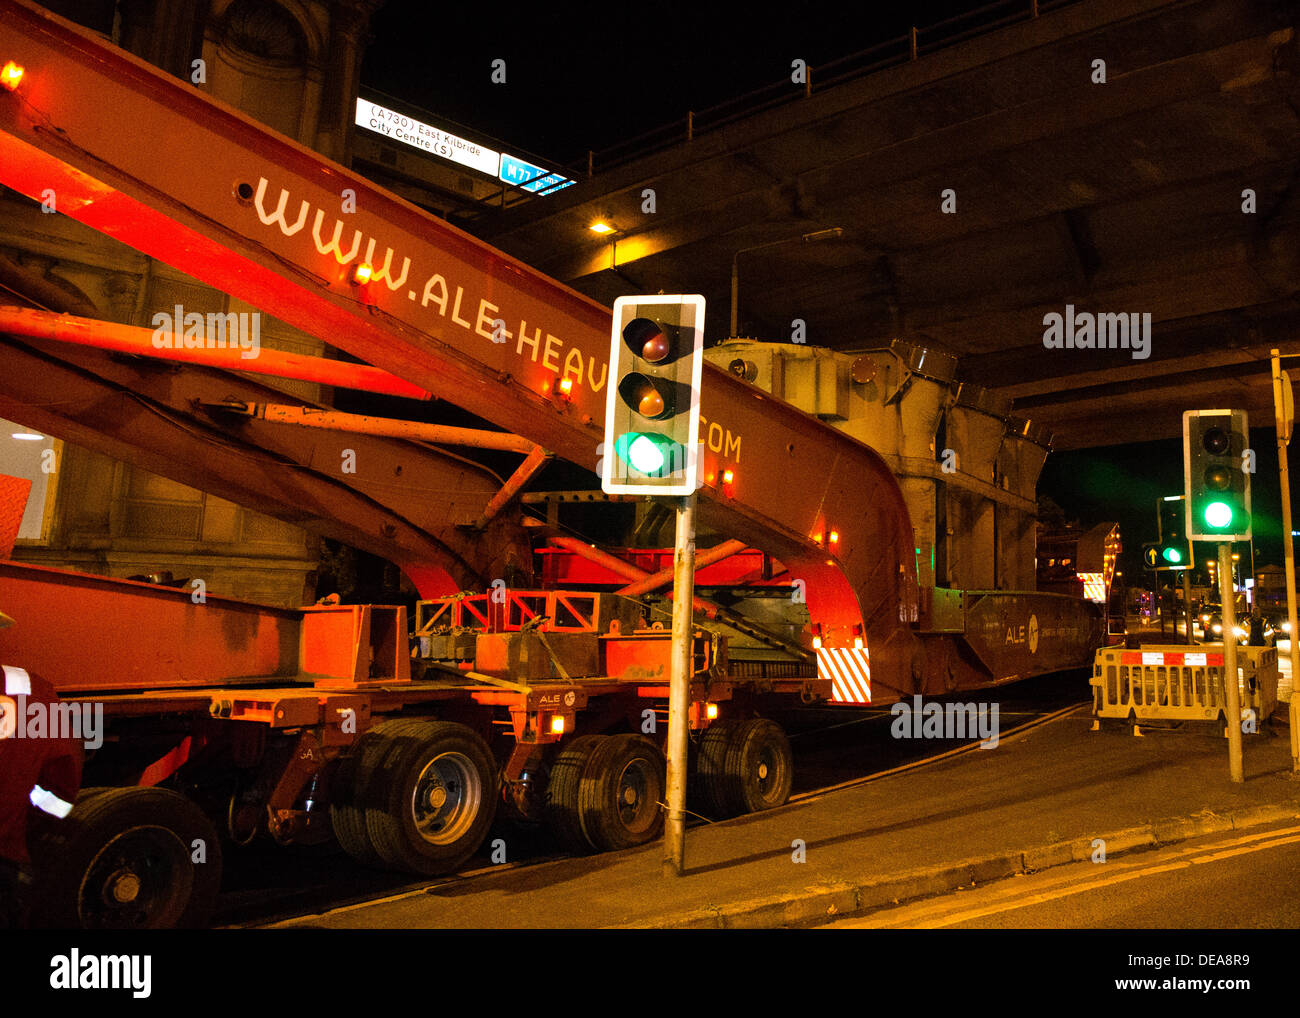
[1153,496,1192,571]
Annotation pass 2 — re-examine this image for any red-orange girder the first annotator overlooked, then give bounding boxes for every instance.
[0,1,920,691]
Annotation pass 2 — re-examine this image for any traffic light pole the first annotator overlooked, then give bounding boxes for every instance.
[1183,571,1194,645]
[663,492,697,877]
[1269,349,1300,774]
[1218,542,1245,783]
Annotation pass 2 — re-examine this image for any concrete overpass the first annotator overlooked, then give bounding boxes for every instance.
[472,0,1300,449]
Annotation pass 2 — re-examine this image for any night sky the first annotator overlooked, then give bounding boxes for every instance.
[1040,429,1300,583]
[361,1,1016,166]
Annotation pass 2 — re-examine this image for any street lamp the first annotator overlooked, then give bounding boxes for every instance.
[729,227,843,338]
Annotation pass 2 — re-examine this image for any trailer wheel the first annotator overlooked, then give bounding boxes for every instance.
[578,734,666,853]
[361,720,498,875]
[329,724,397,868]
[722,719,793,816]
[544,735,605,853]
[28,786,221,930]
[693,720,741,819]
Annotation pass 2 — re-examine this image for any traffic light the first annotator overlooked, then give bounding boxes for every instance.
[1183,409,1251,541]
[1156,495,1192,569]
[602,295,705,495]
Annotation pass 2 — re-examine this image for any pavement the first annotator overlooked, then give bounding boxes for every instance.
[273,705,1300,930]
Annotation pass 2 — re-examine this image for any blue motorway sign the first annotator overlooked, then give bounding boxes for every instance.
[499,153,575,195]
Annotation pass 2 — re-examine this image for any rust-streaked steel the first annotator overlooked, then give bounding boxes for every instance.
[0,306,432,400]
[0,335,532,595]
[0,0,917,691]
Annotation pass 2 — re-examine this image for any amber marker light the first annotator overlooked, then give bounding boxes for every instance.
[1,62,24,92]
[550,715,566,735]
[722,469,735,485]
[828,530,840,544]
[350,262,373,285]
[557,377,574,399]
[812,635,823,650]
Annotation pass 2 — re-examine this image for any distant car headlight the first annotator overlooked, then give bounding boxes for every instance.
[1284,622,1292,634]
[1233,627,1246,638]
[1212,623,1222,633]
[1200,614,1210,622]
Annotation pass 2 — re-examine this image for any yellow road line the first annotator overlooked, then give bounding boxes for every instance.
[848,824,1300,929]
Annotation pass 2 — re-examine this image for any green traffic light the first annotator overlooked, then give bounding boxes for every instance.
[1161,547,1182,564]
[614,432,684,477]
[1204,501,1233,528]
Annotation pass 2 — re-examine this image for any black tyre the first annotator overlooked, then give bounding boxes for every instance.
[721,719,793,816]
[361,720,498,875]
[329,726,394,868]
[693,720,741,819]
[544,734,605,853]
[577,734,666,853]
[28,786,221,929]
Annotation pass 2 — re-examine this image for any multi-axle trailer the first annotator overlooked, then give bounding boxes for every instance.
[0,1,1103,928]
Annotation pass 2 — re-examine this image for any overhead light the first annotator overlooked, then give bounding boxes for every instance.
[589,221,614,235]
[11,431,42,441]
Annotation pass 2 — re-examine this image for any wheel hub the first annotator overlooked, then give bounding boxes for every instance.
[106,868,141,904]
[411,751,482,846]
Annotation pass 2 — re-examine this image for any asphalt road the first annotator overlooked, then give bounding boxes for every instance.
[819,821,1300,929]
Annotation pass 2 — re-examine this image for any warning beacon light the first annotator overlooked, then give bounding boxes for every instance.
[0,61,24,92]
[1183,409,1251,542]
[602,295,705,495]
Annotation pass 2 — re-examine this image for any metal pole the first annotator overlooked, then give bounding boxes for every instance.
[1270,349,1300,772]
[663,493,697,877]
[1219,542,1245,783]
[1183,570,1194,645]
[729,256,739,338]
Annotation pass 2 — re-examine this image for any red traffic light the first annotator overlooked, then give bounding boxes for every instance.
[1202,427,1229,455]
[622,317,686,365]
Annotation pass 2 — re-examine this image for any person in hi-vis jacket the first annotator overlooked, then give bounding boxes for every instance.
[0,610,83,927]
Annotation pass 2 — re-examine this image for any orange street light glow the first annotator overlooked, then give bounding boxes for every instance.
[589,221,614,234]
[1,62,24,91]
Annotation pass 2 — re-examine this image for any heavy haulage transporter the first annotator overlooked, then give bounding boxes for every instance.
[0,1,1103,928]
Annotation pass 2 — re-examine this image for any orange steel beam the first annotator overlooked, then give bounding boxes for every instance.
[0,1,918,690]
[0,305,431,400]
[550,536,717,618]
[616,539,748,597]
[479,445,552,526]
[250,403,536,453]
